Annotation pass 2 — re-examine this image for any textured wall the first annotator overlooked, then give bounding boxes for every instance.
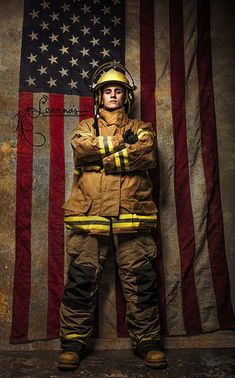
[0,0,235,350]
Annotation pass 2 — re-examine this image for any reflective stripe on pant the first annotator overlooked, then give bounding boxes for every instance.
[60,232,160,348]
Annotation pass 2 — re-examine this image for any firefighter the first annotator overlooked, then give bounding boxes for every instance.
[58,62,167,370]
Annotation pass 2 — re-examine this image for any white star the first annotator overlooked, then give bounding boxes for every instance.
[49,33,58,42]
[69,57,78,66]
[111,37,120,47]
[70,14,80,23]
[111,0,120,4]
[80,47,89,57]
[81,4,91,13]
[25,76,36,86]
[90,15,100,25]
[100,26,110,36]
[89,59,99,68]
[101,5,111,14]
[50,12,59,21]
[40,21,49,30]
[111,16,121,26]
[60,24,70,33]
[37,65,47,75]
[59,45,69,55]
[81,25,90,35]
[79,69,89,79]
[40,0,50,9]
[28,31,38,41]
[89,37,99,47]
[48,54,58,64]
[61,3,71,12]
[29,9,39,19]
[69,35,79,45]
[27,53,37,63]
[100,48,110,58]
[68,79,78,89]
[59,67,68,77]
[39,43,48,52]
[47,77,57,87]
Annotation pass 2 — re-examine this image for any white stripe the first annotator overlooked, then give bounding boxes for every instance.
[211,1,235,313]
[155,0,185,335]
[125,0,141,118]
[183,0,220,331]
[28,93,50,339]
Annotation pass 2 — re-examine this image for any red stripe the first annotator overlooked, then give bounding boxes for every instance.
[196,0,235,328]
[139,0,167,334]
[10,92,33,342]
[47,94,65,338]
[79,97,93,121]
[169,0,202,333]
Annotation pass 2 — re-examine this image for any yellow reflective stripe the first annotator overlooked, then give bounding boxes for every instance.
[64,215,110,232]
[118,214,157,221]
[107,136,114,154]
[64,332,91,340]
[73,169,82,175]
[137,129,155,140]
[66,224,109,231]
[112,214,157,229]
[98,136,114,156]
[98,136,105,157]
[65,215,109,222]
[122,148,129,171]
[114,152,121,171]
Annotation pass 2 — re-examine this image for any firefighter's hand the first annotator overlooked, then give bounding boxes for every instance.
[123,128,138,144]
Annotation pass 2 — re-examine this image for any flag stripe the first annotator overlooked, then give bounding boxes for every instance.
[47,94,65,338]
[196,0,235,328]
[183,0,220,332]
[169,0,202,333]
[154,0,185,335]
[11,92,34,342]
[28,93,50,340]
[139,0,167,333]
[125,0,141,118]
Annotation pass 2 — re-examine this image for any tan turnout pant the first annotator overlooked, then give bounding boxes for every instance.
[60,231,161,350]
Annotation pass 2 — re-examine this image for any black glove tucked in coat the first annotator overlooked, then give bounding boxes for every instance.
[123,128,138,144]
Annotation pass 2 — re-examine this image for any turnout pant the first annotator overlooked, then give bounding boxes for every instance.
[60,232,160,350]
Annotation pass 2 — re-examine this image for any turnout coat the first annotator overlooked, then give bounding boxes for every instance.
[63,107,158,234]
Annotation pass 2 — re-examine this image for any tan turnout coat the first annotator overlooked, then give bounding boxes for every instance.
[63,107,158,234]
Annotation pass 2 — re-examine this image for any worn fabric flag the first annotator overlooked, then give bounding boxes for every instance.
[10,0,235,343]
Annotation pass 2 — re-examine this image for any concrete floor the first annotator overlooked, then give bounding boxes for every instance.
[0,349,234,377]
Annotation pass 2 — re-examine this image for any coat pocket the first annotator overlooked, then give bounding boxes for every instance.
[62,197,92,215]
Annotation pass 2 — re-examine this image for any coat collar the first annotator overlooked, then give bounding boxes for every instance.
[98,107,128,127]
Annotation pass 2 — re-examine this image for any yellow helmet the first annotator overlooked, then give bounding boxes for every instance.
[91,62,136,114]
[95,68,131,91]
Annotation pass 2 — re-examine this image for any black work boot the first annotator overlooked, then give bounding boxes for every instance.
[134,340,167,369]
[58,339,85,371]
[58,351,80,371]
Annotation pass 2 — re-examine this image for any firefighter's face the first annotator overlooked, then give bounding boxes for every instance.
[102,85,125,111]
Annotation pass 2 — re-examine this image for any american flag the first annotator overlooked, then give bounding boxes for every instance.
[9,0,235,343]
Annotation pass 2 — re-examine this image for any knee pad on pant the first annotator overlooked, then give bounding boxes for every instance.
[133,261,159,309]
[62,263,97,310]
